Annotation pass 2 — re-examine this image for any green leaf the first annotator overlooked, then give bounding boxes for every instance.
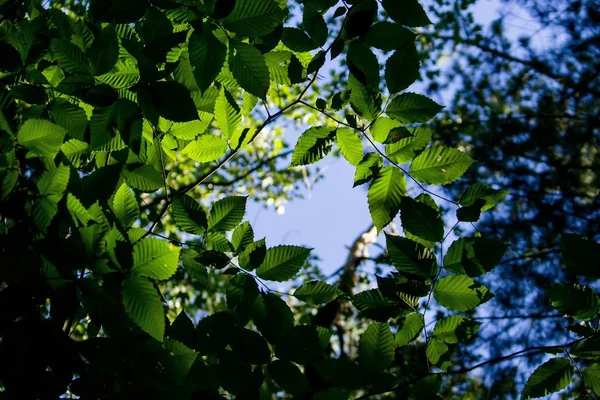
[49,99,88,141]
[386,93,443,123]
[232,222,254,251]
[162,339,198,384]
[426,338,449,365]
[336,128,363,166]
[361,22,416,51]
[268,360,310,396]
[208,196,247,232]
[122,275,165,341]
[18,119,67,158]
[168,119,211,140]
[96,59,140,89]
[256,245,312,282]
[61,139,88,167]
[132,238,181,280]
[206,232,233,252]
[409,146,474,185]
[367,166,407,232]
[223,0,288,38]
[347,42,380,89]
[370,117,402,143]
[67,194,92,226]
[51,39,91,74]
[354,153,383,187]
[113,183,139,227]
[189,28,227,93]
[348,74,382,120]
[172,195,208,235]
[143,82,198,123]
[303,5,328,46]
[294,281,343,305]
[281,27,318,52]
[521,358,573,399]
[385,45,420,93]
[214,88,241,139]
[561,234,600,278]
[88,26,119,75]
[123,164,163,192]
[291,126,336,167]
[230,41,271,100]
[352,289,408,321]
[359,322,394,373]
[253,292,294,344]
[400,196,444,246]
[239,238,267,270]
[182,134,228,163]
[344,0,377,38]
[433,275,494,312]
[395,313,424,346]
[456,199,486,222]
[386,127,432,164]
[546,284,599,320]
[229,328,271,365]
[432,315,480,344]
[444,237,507,277]
[37,164,70,203]
[275,325,326,364]
[459,183,509,211]
[381,0,432,27]
[385,233,438,278]
[583,364,600,395]
[182,249,208,284]
[227,274,259,311]
[167,311,195,349]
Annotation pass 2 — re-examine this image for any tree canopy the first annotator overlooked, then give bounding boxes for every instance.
[0,0,598,399]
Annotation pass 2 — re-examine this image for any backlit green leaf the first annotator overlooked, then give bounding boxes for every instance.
[294,281,343,305]
[367,166,407,231]
[381,0,432,27]
[336,128,363,166]
[409,146,474,185]
[172,195,208,235]
[291,126,336,167]
[230,41,271,100]
[400,196,444,246]
[208,196,247,232]
[256,245,312,281]
[214,88,241,139]
[18,119,67,158]
[122,275,165,341]
[521,358,573,399]
[546,284,599,320]
[359,322,394,373]
[395,313,424,346]
[132,238,181,280]
[386,93,443,123]
[223,0,288,38]
[113,183,139,227]
[182,134,228,163]
[434,275,494,311]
